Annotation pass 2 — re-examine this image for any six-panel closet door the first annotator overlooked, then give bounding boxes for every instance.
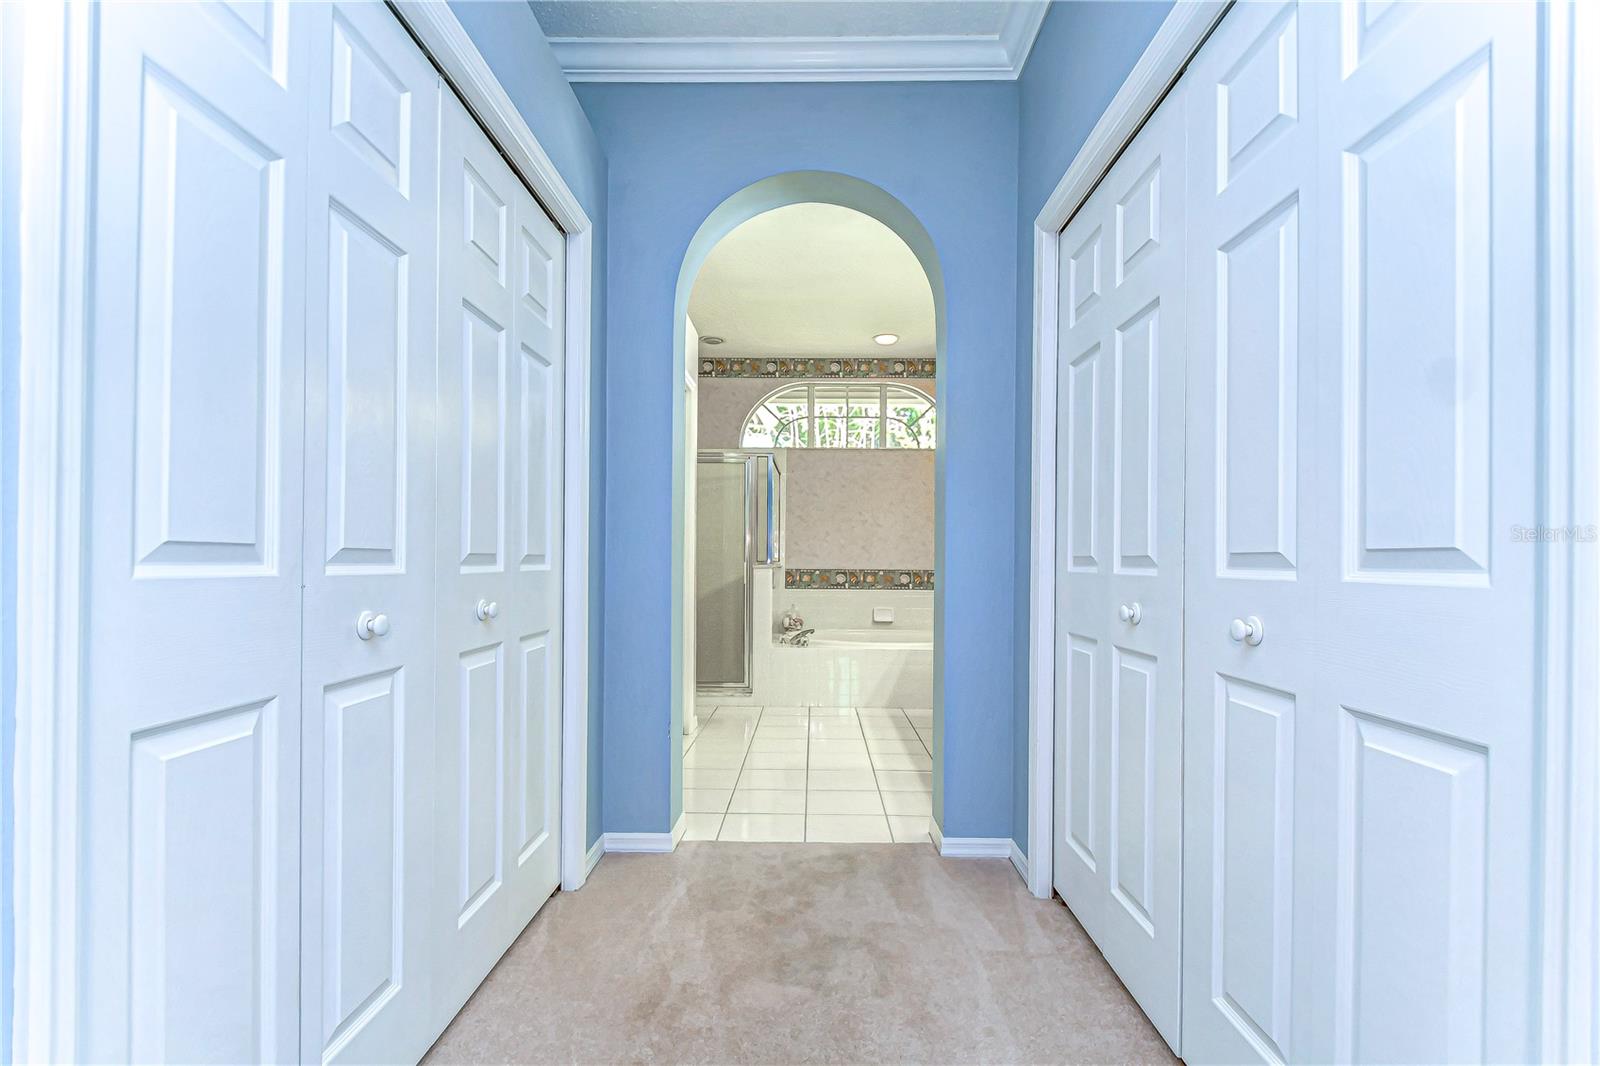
[1179,2,1543,1063]
[78,3,312,1058]
[298,3,442,1062]
[433,89,566,1031]
[72,3,565,1061]
[1052,90,1187,1051]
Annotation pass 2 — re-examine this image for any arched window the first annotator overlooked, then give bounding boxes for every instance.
[741,382,935,449]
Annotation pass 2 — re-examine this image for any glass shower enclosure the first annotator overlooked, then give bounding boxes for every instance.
[695,451,781,695]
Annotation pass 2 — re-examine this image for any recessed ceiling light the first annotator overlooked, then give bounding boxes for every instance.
[873,333,899,346]
[700,336,724,345]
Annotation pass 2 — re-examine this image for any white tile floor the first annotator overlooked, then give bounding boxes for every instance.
[681,705,934,843]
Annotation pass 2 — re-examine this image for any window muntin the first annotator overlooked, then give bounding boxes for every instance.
[741,382,935,450]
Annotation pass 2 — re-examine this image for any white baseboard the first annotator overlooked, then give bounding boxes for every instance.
[584,836,604,877]
[1009,839,1029,884]
[930,820,1015,860]
[671,810,686,847]
[602,830,676,853]
[602,813,686,855]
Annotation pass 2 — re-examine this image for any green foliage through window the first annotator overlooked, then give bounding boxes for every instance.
[742,382,935,450]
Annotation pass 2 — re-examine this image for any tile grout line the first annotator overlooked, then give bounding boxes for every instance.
[716,705,760,841]
[855,706,894,842]
[803,706,812,841]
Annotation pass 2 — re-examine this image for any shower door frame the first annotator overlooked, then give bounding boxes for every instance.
[695,451,758,696]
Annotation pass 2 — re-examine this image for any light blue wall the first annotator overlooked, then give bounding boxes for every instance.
[450,0,609,849]
[577,81,1021,837]
[1011,1,1175,851]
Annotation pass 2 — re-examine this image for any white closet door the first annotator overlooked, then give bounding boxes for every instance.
[1179,2,1318,1062]
[1299,3,1541,1062]
[1053,95,1187,1051]
[503,169,566,905]
[1182,3,1544,1063]
[434,89,564,1029]
[78,2,310,1060]
[298,2,441,1062]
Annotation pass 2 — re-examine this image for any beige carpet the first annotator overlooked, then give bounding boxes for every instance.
[424,843,1177,1065]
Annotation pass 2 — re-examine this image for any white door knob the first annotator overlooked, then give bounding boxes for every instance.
[1118,602,1142,625]
[1229,615,1264,646]
[357,611,390,640]
[476,599,499,622]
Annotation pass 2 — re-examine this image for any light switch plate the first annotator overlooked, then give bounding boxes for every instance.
[872,606,895,624]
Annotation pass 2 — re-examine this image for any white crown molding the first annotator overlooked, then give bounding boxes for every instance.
[549,1,1050,83]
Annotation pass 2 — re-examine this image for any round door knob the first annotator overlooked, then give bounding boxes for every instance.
[1229,616,1264,646]
[1118,602,1142,625]
[476,599,499,622]
[357,611,390,640]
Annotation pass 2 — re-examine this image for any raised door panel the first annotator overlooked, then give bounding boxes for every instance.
[517,633,555,862]
[1218,199,1299,577]
[81,4,309,1059]
[1341,57,1491,582]
[1065,344,1102,573]
[1061,635,1099,872]
[1334,711,1488,1064]
[330,8,411,195]
[318,671,404,1052]
[324,204,406,572]
[1213,677,1296,1064]
[1217,4,1299,192]
[460,306,507,571]
[1114,305,1159,574]
[1110,647,1157,931]
[132,65,284,575]
[519,346,555,570]
[458,644,505,919]
[128,701,280,1065]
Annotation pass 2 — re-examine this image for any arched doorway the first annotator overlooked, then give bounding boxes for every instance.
[670,173,946,843]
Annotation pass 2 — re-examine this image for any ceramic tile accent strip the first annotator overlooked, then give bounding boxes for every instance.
[699,356,936,379]
[785,568,935,590]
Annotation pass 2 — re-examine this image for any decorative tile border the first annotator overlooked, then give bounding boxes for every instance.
[785,567,935,591]
[699,356,936,380]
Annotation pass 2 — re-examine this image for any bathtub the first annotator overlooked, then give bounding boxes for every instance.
[800,627,932,651]
[761,626,933,706]
[706,570,934,708]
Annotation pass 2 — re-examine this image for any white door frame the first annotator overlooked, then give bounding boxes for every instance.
[1024,3,1598,1061]
[10,2,595,1059]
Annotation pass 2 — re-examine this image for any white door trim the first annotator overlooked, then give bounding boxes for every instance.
[1025,0,1227,901]
[1538,2,1600,1059]
[12,2,596,1057]
[12,1,94,1059]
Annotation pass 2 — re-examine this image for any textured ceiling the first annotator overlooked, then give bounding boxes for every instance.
[688,203,936,360]
[528,1,1011,40]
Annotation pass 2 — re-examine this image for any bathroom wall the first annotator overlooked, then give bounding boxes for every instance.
[696,376,935,572]
[777,589,934,636]
[782,449,933,570]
